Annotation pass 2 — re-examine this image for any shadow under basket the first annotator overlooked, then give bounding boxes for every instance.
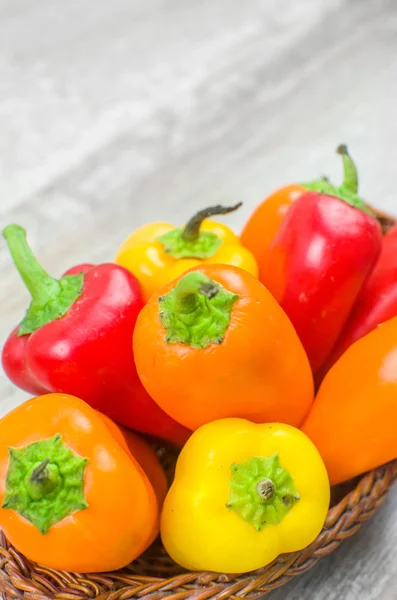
[0,457,396,600]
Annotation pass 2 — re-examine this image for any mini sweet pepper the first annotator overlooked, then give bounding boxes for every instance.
[115,204,258,301]
[134,264,314,431]
[319,223,397,376]
[241,184,307,282]
[241,146,381,283]
[259,147,383,372]
[161,418,330,573]
[1,225,189,446]
[100,412,168,509]
[302,315,397,485]
[0,394,164,572]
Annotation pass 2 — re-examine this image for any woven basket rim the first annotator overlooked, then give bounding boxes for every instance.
[1,460,396,600]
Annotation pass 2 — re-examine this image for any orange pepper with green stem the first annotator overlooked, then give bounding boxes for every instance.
[0,394,163,572]
[115,204,258,301]
[133,264,314,431]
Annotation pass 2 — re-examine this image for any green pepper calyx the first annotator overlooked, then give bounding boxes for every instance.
[303,145,373,215]
[158,271,238,349]
[227,454,300,532]
[3,225,84,336]
[2,434,88,535]
[157,203,242,260]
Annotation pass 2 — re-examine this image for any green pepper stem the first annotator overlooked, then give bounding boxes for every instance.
[172,272,219,315]
[227,455,300,531]
[32,458,51,480]
[256,478,275,501]
[3,434,88,534]
[3,225,61,306]
[337,144,358,194]
[25,458,60,501]
[182,203,242,242]
[159,272,238,348]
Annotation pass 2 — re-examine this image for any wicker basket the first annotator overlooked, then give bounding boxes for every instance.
[1,208,396,600]
[0,458,396,600]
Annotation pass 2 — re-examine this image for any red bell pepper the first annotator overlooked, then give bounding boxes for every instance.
[260,146,383,373]
[1,225,189,446]
[319,223,397,375]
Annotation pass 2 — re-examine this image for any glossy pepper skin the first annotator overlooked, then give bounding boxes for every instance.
[134,264,314,431]
[1,225,189,446]
[320,224,397,376]
[115,204,258,302]
[100,413,168,510]
[260,147,382,373]
[0,394,161,572]
[302,317,397,485]
[161,419,330,573]
[241,184,306,281]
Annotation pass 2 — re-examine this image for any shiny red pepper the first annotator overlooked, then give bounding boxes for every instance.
[1,225,189,446]
[260,147,383,373]
[319,224,397,376]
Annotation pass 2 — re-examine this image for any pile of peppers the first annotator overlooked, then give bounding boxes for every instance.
[1,144,396,576]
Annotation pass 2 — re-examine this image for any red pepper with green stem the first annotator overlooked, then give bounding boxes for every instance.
[319,223,397,377]
[1,225,189,446]
[260,146,383,373]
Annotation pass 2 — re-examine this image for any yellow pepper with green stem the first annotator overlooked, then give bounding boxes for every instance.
[161,419,330,574]
[115,204,258,301]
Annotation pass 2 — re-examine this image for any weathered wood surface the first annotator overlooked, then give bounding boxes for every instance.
[1,0,397,597]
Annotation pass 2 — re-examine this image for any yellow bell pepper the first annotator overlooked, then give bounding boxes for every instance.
[161,419,330,574]
[115,204,258,301]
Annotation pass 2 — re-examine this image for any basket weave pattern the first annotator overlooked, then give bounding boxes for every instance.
[1,460,396,600]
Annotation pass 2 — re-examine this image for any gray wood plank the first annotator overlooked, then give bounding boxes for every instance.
[1,0,397,598]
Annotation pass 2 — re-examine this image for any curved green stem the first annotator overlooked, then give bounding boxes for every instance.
[3,225,61,305]
[182,203,242,242]
[336,144,358,194]
[157,204,242,260]
[3,224,84,335]
[172,272,219,317]
[302,146,372,214]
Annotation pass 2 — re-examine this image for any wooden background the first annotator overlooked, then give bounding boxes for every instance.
[1,0,397,597]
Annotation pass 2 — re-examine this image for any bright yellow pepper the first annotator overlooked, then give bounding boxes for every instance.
[115,204,258,301]
[161,419,330,574]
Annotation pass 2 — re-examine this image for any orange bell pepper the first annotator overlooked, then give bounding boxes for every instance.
[302,316,397,485]
[241,184,306,281]
[0,394,163,572]
[133,264,314,431]
[99,412,168,509]
[115,204,258,301]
